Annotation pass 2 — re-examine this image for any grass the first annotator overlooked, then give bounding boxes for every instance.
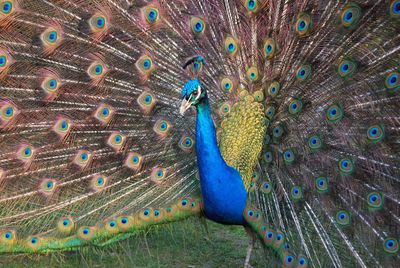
[0,218,277,268]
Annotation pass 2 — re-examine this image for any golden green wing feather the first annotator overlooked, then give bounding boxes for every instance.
[218,89,267,190]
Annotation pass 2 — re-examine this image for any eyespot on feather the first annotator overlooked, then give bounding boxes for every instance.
[53,117,72,140]
[94,103,114,125]
[150,167,167,184]
[296,64,312,82]
[16,144,35,166]
[77,226,96,240]
[190,16,206,35]
[73,150,93,170]
[220,77,237,93]
[266,81,280,98]
[340,2,362,28]
[136,54,155,78]
[87,59,108,85]
[142,5,160,26]
[40,24,63,54]
[263,38,279,59]
[39,178,57,196]
[0,229,16,245]
[295,13,313,37]
[90,175,108,192]
[224,36,239,57]
[57,216,75,234]
[124,152,143,171]
[153,119,171,139]
[0,47,13,78]
[179,135,194,153]
[137,90,157,114]
[246,66,260,82]
[0,100,18,128]
[88,11,110,40]
[107,132,127,152]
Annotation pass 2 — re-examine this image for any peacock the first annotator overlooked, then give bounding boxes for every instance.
[0,0,399,267]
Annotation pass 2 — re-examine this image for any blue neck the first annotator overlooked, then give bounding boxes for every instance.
[196,98,226,169]
[195,95,247,225]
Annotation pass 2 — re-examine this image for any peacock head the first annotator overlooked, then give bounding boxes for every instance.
[180,79,206,115]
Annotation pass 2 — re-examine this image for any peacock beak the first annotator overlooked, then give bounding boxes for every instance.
[179,86,202,115]
[180,98,192,115]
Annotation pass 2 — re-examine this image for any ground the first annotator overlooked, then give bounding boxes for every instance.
[1,218,276,268]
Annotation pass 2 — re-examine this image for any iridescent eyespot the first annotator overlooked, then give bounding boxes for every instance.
[367,192,384,209]
[153,119,171,138]
[298,256,307,267]
[150,167,167,184]
[41,27,63,52]
[94,104,114,125]
[53,117,72,140]
[390,1,400,17]
[57,217,75,234]
[224,36,239,57]
[263,38,278,59]
[385,71,399,94]
[1,1,13,15]
[338,59,357,78]
[30,237,39,245]
[245,0,260,13]
[383,237,399,254]
[260,181,272,194]
[181,199,188,207]
[283,254,295,266]
[338,158,354,174]
[367,124,385,143]
[283,149,295,165]
[73,150,92,169]
[39,179,57,195]
[87,61,107,83]
[263,151,273,164]
[220,77,236,93]
[295,13,312,37]
[190,16,206,35]
[107,132,126,152]
[326,103,344,123]
[291,186,303,201]
[179,135,194,152]
[17,144,35,164]
[77,226,96,240]
[142,5,160,25]
[246,66,259,82]
[264,229,275,244]
[308,135,322,151]
[274,231,285,248]
[315,176,328,193]
[0,55,6,67]
[154,209,161,217]
[272,125,283,139]
[265,105,276,120]
[1,229,16,244]
[89,14,107,30]
[91,175,108,192]
[219,102,231,117]
[41,74,61,97]
[0,102,18,126]
[288,98,302,115]
[125,152,143,171]
[267,81,280,98]
[296,64,312,82]
[136,54,155,77]
[137,90,157,114]
[340,3,362,28]
[336,210,351,226]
